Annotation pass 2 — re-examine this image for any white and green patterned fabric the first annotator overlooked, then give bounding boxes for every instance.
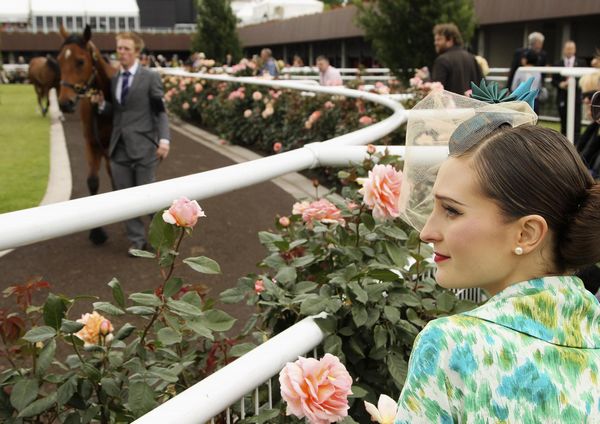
[395,276,600,423]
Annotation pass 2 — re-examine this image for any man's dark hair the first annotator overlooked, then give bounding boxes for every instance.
[433,23,463,46]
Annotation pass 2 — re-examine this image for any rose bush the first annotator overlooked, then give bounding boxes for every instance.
[221,151,476,422]
[0,198,240,422]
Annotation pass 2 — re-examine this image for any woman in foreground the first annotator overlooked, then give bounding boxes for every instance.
[395,100,600,422]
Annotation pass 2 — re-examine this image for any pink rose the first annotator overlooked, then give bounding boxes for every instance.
[192,97,197,103]
[279,216,290,227]
[359,116,374,126]
[182,102,190,110]
[294,199,345,228]
[366,144,376,154]
[324,101,335,109]
[244,109,252,118]
[358,164,403,221]
[364,394,398,424]
[252,91,263,101]
[194,83,203,93]
[162,197,206,228]
[279,353,353,424]
[207,94,214,100]
[273,142,283,153]
[254,279,265,294]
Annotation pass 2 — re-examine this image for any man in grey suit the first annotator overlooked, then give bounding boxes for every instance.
[92,32,170,256]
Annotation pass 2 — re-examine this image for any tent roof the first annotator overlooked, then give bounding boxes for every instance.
[30,0,139,16]
[0,0,29,22]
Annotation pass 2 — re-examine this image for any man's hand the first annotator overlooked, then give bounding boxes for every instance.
[90,91,105,109]
[157,140,170,160]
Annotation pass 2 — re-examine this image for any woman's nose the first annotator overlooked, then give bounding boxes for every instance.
[420,215,440,243]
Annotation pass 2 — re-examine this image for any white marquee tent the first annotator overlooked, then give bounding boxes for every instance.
[232,0,324,26]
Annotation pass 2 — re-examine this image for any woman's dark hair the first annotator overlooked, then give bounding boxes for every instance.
[454,125,600,273]
[523,49,539,65]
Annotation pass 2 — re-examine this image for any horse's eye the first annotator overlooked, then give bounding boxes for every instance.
[76,59,85,67]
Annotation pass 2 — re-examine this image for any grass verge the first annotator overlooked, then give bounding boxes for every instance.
[0,84,50,213]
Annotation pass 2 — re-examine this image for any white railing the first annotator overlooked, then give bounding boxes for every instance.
[0,71,408,251]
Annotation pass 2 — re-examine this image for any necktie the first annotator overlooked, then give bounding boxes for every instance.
[121,71,131,104]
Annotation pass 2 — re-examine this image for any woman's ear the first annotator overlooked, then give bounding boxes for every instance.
[516,214,548,253]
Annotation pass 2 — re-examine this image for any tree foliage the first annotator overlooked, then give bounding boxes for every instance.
[354,0,477,81]
[192,0,242,63]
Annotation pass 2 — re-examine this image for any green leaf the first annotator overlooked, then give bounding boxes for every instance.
[323,334,343,357]
[291,254,316,268]
[384,306,401,324]
[275,266,296,284]
[36,339,56,376]
[387,352,408,389]
[348,281,368,304]
[82,363,101,383]
[108,278,126,309]
[149,211,178,251]
[157,327,182,346]
[385,241,408,267]
[129,293,162,307]
[229,343,256,357]
[10,379,38,411]
[293,281,318,294]
[163,277,184,298]
[128,381,157,416]
[18,393,56,417]
[57,377,77,406]
[100,377,121,397]
[349,384,369,398]
[115,323,136,340]
[374,325,387,349]
[149,366,179,383]
[93,301,125,316]
[186,319,213,340]
[220,287,245,303]
[82,406,100,423]
[406,308,426,327]
[22,326,56,343]
[378,225,408,240]
[352,305,368,327]
[183,256,221,274]
[59,318,84,334]
[360,212,376,231]
[126,306,156,315]
[167,299,202,317]
[128,249,156,258]
[244,408,281,424]
[64,412,82,424]
[43,293,68,330]
[300,295,329,315]
[436,292,457,313]
[315,315,337,334]
[258,231,284,246]
[201,310,236,331]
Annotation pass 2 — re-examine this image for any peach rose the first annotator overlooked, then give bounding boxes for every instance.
[324,101,335,109]
[162,197,206,228]
[357,164,403,221]
[75,311,114,347]
[359,116,373,126]
[279,353,352,424]
[194,83,203,93]
[254,279,265,294]
[252,91,263,101]
[182,102,190,110]
[294,199,345,228]
[364,394,398,424]
[279,216,290,227]
[366,144,376,154]
[244,109,253,118]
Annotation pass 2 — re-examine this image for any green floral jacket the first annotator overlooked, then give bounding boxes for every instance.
[395,276,600,423]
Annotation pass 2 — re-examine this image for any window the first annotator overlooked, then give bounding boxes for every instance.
[118,17,125,30]
[90,17,97,30]
[76,17,83,30]
[128,17,135,30]
[66,16,73,30]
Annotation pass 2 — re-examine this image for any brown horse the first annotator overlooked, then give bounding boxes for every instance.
[57,25,116,244]
[28,56,61,117]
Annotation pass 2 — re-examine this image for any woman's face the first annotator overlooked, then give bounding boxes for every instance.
[420,157,523,295]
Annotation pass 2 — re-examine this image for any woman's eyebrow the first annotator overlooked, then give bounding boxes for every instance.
[434,194,466,206]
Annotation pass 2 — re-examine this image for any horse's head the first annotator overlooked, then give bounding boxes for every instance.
[57,25,97,113]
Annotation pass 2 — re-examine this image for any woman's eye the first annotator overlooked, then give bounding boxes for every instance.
[443,205,461,217]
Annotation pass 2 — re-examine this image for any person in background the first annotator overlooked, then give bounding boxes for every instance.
[316,56,343,86]
[91,32,171,256]
[431,23,483,95]
[512,50,545,114]
[292,54,304,67]
[259,48,278,77]
[552,41,586,143]
[507,32,547,90]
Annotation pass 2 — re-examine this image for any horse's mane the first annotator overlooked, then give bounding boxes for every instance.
[61,34,87,49]
[45,55,61,76]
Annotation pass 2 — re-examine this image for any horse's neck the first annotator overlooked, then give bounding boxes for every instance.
[94,57,116,97]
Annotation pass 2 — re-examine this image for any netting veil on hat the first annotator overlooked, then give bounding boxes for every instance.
[397,79,539,231]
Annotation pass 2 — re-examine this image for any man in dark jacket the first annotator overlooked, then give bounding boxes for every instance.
[507,32,547,90]
[431,23,482,95]
[551,40,586,143]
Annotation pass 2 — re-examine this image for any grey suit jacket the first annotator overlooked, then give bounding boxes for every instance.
[104,67,170,160]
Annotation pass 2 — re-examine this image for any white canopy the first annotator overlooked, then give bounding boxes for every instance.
[0,0,29,23]
[234,0,324,26]
[29,0,139,17]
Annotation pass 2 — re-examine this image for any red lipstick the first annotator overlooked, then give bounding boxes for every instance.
[434,252,450,263]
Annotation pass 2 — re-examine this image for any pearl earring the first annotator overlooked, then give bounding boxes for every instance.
[514,246,524,255]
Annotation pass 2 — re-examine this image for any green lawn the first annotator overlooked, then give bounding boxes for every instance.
[538,120,561,132]
[0,85,50,213]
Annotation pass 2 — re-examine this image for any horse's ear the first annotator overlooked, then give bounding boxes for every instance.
[59,24,69,39]
[83,25,92,43]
